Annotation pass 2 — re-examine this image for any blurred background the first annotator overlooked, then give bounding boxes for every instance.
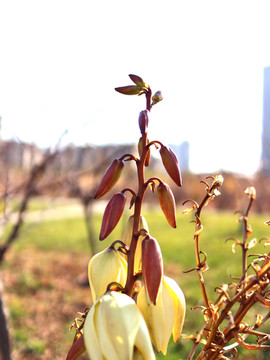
[1,1,270,359]
[1,0,270,175]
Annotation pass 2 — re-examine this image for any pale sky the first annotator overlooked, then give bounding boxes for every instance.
[1,0,270,175]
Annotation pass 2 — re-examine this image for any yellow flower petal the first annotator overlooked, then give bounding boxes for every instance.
[163,276,186,343]
[88,248,127,302]
[83,302,103,360]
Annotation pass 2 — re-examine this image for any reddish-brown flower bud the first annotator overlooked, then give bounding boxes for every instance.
[115,85,141,95]
[138,110,149,134]
[142,236,163,305]
[160,145,182,187]
[138,137,151,167]
[66,333,86,360]
[99,192,126,240]
[157,182,177,228]
[94,159,124,199]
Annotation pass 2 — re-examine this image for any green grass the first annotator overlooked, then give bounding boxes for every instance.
[9,207,270,303]
[1,196,80,213]
[5,206,270,359]
[13,217,92,252]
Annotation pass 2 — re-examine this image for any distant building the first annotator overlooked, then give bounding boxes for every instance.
[0,140,43,169]
[0,140,188,177]
[262,66,270,174]
[51,143,137,172]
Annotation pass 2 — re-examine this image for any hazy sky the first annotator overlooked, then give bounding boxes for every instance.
[1,0,270,174]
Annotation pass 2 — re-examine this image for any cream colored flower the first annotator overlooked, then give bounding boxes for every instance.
[84,291,155,360]
[123,215,149,273]
[137,276,186,355]
[88,247,127,302]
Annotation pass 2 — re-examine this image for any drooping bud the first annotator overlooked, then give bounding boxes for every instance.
[123,215,149,273]
[129,74,147,88]
[88,247,127,302]
[66,333,86,360]
[84,291,155,360]
[152,90,163,105]
[137,276,186,355]
[138,137,151,167]
[94,159,124,199]
[99,192,126,240]
[160,145,182,186]
[141,236,163,305]
[138,110,149,134]
[157,182,177,228]
[115,85,142,95]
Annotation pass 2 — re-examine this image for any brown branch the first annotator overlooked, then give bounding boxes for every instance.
[240,195,254,285]
[195,260,270,359]
[0,150,58,265]
[0,278,11,360]
[191,186,270,360]
[192,177,223,311]
[232,331,270,350]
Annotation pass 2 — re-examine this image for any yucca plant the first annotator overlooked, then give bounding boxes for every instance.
[66,75,270,360]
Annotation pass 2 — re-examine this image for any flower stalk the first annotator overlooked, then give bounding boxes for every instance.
[68,74,185,360]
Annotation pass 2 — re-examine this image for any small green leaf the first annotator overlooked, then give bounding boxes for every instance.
[129,74,146,88]
[115,85,141,95]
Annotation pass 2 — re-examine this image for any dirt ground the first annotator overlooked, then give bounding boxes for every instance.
[2,248,93,360]
[1,247,183,360]
[1,247,266,360]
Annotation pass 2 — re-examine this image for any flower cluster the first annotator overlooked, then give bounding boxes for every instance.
[66,74,270,360]
[66,75,186,360]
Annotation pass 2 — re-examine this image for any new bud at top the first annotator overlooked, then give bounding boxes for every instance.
[94,159,124,199]
[129,74,147,88]
[152,90,163,105]
[138,110,149,134]
[115,85,142,95]
[160,145,182,187]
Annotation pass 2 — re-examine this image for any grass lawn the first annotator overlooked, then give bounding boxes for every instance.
[2,205,270,359]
